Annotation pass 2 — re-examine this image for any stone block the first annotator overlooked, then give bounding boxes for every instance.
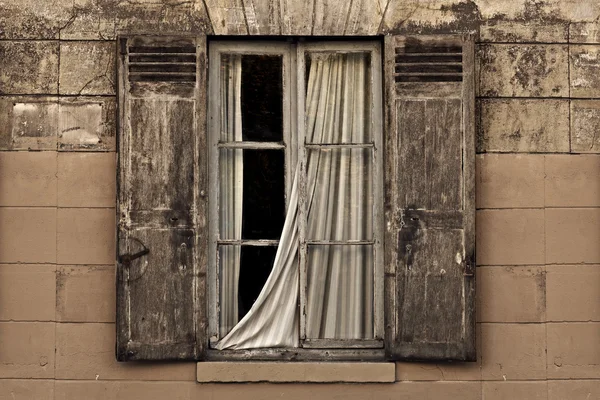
[476,154,544,209]
[478,44,568,97]
[545,208,600,264]
[546,265,600,322]
[55,322,196,380]
[548,380,600,400]
[481,323,546,380]
[58,97,116,151]
[478,99,569,153]
[0,264,56,321]
[480,20,568,43]
[58,153,116,207]
[0,208,56,263]
[477,266,545,323]
[0,97,59,150]
[56,265,115,323]
[0,0,72,39]
[55,381,194,400]
[59,41,116,95]
[547,322,600,379]
[380,0,479,35]
[0,322,55,378]
[570,45,600,98]
[570,22,600,44]
[0,152,57,206]
[196,362,395,382]
[545,155,600,206]
[0,41,59,94]
[571,100,600,153]
[476,209,545,265]
[57,208,115,265]
[0,379,54,400]
[483,381,547,400]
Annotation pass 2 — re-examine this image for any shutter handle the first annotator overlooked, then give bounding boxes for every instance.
[119,238,150,266]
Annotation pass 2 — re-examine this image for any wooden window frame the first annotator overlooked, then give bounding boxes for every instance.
[206,39,385,361]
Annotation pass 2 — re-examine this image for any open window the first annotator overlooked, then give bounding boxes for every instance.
[207,41,384,356]
[116,34,475,363]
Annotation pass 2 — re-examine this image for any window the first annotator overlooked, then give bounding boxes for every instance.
[207,41,384,353]
[116,34,476,363]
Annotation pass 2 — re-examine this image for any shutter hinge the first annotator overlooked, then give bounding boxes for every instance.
[463,257,475,277]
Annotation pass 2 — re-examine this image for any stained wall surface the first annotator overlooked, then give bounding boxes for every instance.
[0,0,599,399]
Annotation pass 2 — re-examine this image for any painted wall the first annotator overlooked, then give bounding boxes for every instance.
[0,0,599,398]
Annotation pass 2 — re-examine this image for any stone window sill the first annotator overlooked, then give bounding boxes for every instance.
[197,362,396,383]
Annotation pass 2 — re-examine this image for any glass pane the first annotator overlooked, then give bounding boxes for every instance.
[305,52,371,144]
[306,245,374,339]
[220,54,283,142]
[218,245,278,337]
[306,149,373,240]
[219,149,285,240]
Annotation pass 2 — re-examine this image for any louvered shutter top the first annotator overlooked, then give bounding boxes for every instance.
[121,36,199,97]
[394,37,463,83]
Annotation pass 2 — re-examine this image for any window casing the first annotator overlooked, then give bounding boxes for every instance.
[207,40,384,355]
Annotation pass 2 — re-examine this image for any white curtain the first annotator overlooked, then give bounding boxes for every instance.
[218,55,243,338]
[216,53,372,349]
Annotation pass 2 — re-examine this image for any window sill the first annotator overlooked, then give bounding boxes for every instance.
[196,362,396,383]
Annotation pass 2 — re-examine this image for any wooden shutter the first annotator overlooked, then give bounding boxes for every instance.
[384,35,476,361]
[116,35,207,361]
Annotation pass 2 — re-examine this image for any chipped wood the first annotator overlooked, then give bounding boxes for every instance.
[117,35,207,361]
[384,35,475,362]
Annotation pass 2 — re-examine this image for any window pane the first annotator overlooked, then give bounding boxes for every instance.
[220,54,283,142]
[306,148,373,240]
[219,149,285,240]
[218,244,278,337]
[305,52,371,144]
[306,245,374,339]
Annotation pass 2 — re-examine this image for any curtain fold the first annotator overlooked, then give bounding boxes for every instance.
[216,52,372,350]
[218,55,243,338]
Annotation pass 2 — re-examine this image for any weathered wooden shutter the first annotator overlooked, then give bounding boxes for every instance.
[384,35,476,361]
[116,35,207,361]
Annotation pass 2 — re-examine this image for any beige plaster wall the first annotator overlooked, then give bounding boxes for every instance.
[0,1,599,399]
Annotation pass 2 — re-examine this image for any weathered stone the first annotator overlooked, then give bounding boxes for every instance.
[570,45,600,98]
[345,0,388,35]
[59,41,116,95]
[571,100,600,153]
[480,20,568,43]
[0,0,72,39]
[478,44,568,97]
[61,0,212,39]
[0,41,59,95]
[243,0,282,35]
[0,97,59,150]
[58,97,116,151]
[381,0,480,35]
[570,22,600,43]
[478,99,569,153]
[204,0,248,35]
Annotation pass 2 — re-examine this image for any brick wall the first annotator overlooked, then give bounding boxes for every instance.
[0,1,599,399]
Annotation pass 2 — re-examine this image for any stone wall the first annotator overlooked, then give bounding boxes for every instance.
[0,1,599,399]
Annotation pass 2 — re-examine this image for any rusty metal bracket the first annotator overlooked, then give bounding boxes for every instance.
[119,237,149,266]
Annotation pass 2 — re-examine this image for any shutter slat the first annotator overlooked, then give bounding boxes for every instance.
[117,35,207,361]
[384,35,476,362]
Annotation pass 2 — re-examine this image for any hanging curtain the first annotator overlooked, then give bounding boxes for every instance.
[216,52,372,349]
[218,55,244,338]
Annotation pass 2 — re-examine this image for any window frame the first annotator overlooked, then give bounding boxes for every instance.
[206,39,384,360]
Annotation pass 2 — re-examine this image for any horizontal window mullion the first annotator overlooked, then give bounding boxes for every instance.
[301,339,383,349]
[304,143,374,149]
[305,240,374,245]
[217,239,280,246]
[217,141,285,149]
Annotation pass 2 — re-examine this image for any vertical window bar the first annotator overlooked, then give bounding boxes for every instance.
[297,43,308,342]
